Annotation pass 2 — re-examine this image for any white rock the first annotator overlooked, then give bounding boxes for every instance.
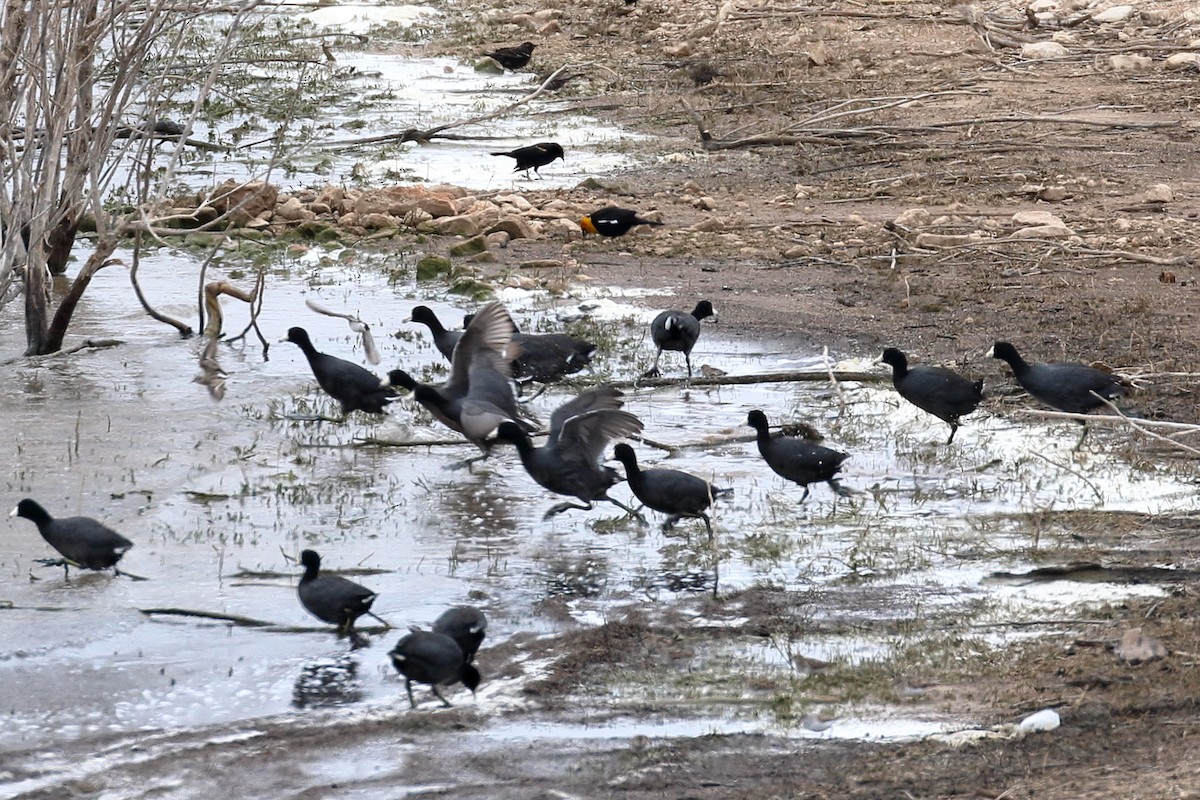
[1115,627,1169,663]
[1108,54,1153,71]
[1164,52,1200,71]
[1018,708,1061,734]
[893,208,932,228]
[1022,41,1068,59]
[1013,224,1074,239]
[1145,183,1175,202]
[1092,4,1134,22]
[1012,210,1068,227]
[1027,0,1059,13]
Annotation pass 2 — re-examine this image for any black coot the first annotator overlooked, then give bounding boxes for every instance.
[389,629,482,708]
[746,410,850,502]
[410,306,462,361]
[432,606,487,663]
[280,327,394,417]
[11,498,133,577]
[495,386,644,520]
[881,348,984,444]
[988,341,1127,446]
[297,549,383,647]
[612,443,732,535]
[644,300,716,379]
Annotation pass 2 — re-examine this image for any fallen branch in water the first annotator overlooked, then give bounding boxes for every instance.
[609,369,883,390]
[138,607,388,634]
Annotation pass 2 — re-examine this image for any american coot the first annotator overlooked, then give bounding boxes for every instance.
[644,300,717,380]
[462,312,597,390]
[988,341,1128,447]
[495,386,645,520]
[432,606,487,663]
[387,303,534,457]
[280,327,395,417]
[389,629,482,709]
[490,142,564,179]
[483,41,535,70]
[880,348,984,444]
[297,549,385,647]
[11,498,133,578]
[579,207,663,238]
[746,410,850,502]
[612,443,732,535]
[410,305,462,361]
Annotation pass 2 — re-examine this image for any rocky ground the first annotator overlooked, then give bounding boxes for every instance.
[165,1,1200,796]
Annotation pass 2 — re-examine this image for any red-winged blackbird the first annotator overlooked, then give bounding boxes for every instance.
[579,206,663,237]
[490,142,564,178]
[483,41,535,71]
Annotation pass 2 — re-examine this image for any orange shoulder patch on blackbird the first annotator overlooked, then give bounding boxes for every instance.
[490,142,564,178]
[579,206,663,237]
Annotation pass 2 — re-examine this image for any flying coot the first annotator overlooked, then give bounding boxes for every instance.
[494,386,645,520]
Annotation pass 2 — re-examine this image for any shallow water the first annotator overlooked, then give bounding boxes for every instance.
[2,238,1197,787]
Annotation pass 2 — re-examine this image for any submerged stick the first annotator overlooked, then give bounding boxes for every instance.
[138,607,388,634]
[614,369,883,390]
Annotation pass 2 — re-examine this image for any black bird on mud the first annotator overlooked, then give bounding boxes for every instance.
[483,41,535,70]
[280,327,395,417]
[988,340,1128,447]
[410,305,462,362]
[612,443,732,536]
[746,410,851,503]
[297,549,386,648]
[579,206,663,238]
[491,142,564,179]
[389,629,481,709]
[495,386,645,521]
[387,302,534,460]
[880,347,984,445]
[11,498,133,578]
[644,300,716,380]
[433,606,487,664]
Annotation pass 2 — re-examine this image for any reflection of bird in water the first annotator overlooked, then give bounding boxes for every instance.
[193,335,227,401]
[305,299,381,365]
[292,655,363,708]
